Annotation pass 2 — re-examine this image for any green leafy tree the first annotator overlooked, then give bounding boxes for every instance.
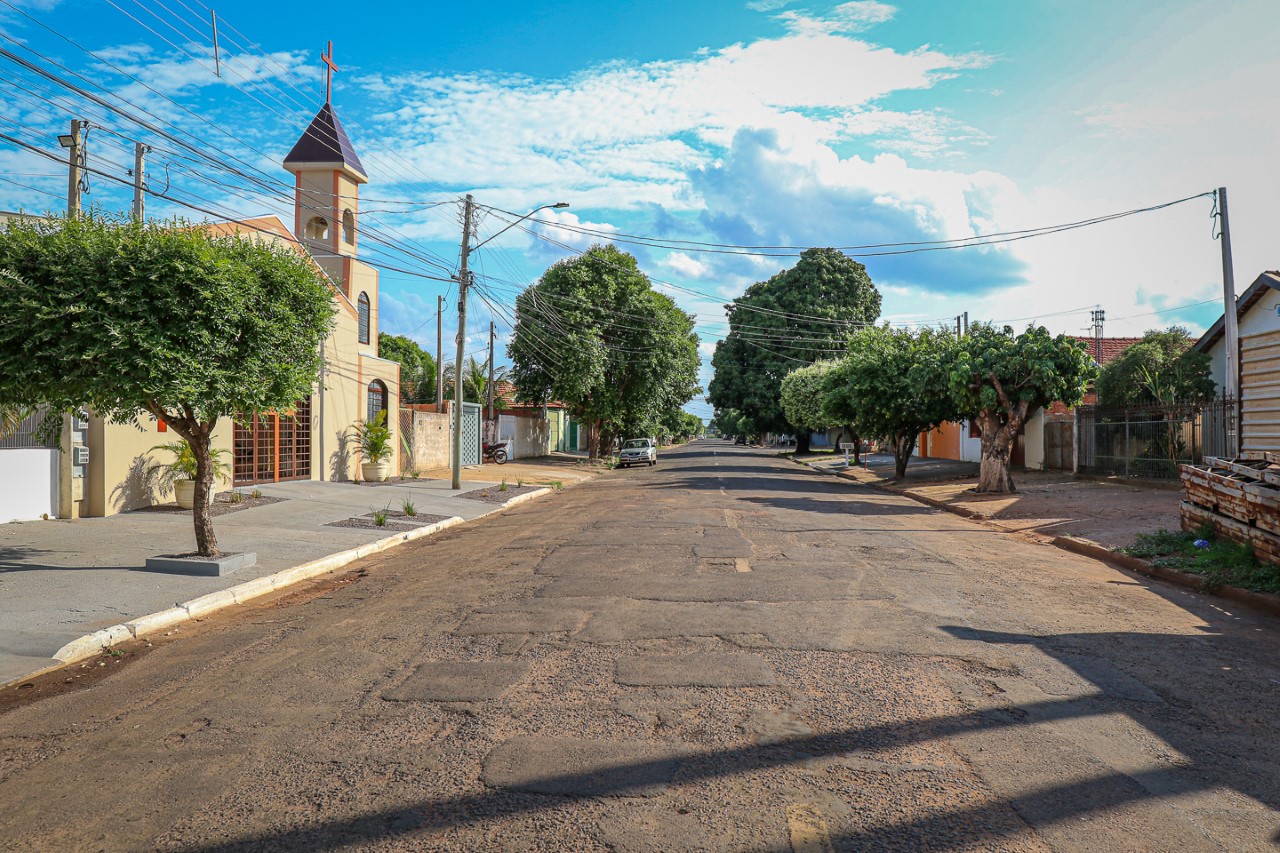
[0,215,334,556]
[951,324,1096,493]
[824,326,958,478]
[509,244,700,458]
[1095,326,1214,408]
[708,248,879,453]
[378,333,437,404]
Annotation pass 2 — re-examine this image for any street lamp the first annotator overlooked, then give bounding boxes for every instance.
[451,197,569,490]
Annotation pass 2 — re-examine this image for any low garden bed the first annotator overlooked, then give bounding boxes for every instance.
[456,484,543,504]
[1119,527,1280,596]
[137,491,286,518]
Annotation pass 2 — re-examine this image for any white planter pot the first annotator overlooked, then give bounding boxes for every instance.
[173,479,214,509]
[361,461,391,482]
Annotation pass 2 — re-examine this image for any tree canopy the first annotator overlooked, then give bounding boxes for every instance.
[780,360,842,435]
[1095,326,1214,408]
[824,326,958,477]
[508,244,700,457]
[0,214,335,554]
[378,333,437,404]
[708,248,880,450]
[951,324,1096,492]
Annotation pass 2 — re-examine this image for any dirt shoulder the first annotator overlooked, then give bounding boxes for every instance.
[801,454,1181,549]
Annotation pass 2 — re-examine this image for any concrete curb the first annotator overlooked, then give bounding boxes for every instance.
[44,515,466,670]
[791,456,1280,620]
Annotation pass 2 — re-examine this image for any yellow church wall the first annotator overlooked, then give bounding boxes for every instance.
[85,415,233,517]
[336,172,359,255]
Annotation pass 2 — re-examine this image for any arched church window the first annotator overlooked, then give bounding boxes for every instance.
[358,292,370,345]
[305,215,329,241]
[342,209,356,244]
[367,379,387,423]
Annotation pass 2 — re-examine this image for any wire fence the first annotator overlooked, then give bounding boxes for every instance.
[1077,398,1237,480]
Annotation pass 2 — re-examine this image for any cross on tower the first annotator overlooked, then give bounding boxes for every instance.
[322,40,338,105]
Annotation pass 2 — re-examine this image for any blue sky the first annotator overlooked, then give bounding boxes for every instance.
[1,0,1277,420]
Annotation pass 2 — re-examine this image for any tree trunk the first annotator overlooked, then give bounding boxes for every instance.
[795,431,810,455]
[189,427,221,557]
[587,420,601,460]
[975,411,1016,493]
[892,432,914,478]
[844,426,861,464]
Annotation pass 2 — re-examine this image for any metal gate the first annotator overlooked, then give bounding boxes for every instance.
[233,398,312,485]
[461,402,481,466]
[1044,420,1073,470]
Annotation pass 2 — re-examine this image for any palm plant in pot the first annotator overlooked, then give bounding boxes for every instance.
[355,410,393,482]
[153,440,231,509]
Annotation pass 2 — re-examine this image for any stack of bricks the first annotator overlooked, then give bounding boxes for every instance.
[1181,453,1280,566]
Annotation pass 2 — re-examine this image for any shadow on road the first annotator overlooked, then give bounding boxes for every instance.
[182,620,1280,850]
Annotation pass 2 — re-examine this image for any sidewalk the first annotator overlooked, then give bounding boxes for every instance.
[0,458,590,685]
[799,452,1181,549]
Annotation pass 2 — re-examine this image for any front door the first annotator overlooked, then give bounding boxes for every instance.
[233,398,312,485]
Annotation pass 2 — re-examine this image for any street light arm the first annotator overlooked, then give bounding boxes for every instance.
[470,202,568,252]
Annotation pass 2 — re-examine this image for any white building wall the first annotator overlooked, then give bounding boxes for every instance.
[0,449,58,522]
[959,420,982,463]
[1024,409,1046,470]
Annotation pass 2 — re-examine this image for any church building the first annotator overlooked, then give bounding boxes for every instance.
[0,78,401,520]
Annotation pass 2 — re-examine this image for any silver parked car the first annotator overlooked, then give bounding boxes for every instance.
[618,438,657,467]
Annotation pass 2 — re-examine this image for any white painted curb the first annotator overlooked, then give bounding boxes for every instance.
[501,487,553,508]
[45,514,468,669]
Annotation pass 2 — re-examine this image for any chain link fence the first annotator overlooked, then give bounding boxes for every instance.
[1077,398,1237,480]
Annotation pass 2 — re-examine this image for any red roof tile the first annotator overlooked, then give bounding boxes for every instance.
[1067,336,1144,365]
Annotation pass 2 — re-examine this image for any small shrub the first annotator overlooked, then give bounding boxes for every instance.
[402,498,416,517]
[228,491,244,504]
[372,506,388,527]
[410,470,421,479]
[250,488,263,500]
[517,478,524,488]
[499,478,509,492]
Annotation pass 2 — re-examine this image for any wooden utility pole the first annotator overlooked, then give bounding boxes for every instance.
[436,294,444,409]
[132,142,147,220]
[65,119,86,217]
[451,194,474,490]
[486,321,495,426]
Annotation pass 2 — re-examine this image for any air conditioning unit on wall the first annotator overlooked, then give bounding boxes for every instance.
[73,445,89,466]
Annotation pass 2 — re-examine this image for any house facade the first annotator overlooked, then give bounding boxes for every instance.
[1195,271,1280,453]
[0,96,400,521]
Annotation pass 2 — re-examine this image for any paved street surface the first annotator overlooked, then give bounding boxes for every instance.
[2,441,1279,851]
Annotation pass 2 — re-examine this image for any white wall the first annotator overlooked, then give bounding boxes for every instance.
[1024,409,1046,470]
[512,416,550,460]
[959,420,982,463]
[0,449,58,522]
[1207,290,1280,395]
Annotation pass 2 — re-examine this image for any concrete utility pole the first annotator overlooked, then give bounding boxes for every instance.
[1090,307,1106,364]
[436,294,444,410]
[63,119,86,217]
[486,321,496,427]
[451,194,475,491]
[1218,187,1240,405]
[131,142,147,221]
[451,195,569,489]
[963,311,968,335]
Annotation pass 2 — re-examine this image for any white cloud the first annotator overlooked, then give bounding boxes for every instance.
[775,1,897,36]
[662,252,711,279]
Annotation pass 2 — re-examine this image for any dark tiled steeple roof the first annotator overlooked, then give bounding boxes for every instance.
[283,103,366,178]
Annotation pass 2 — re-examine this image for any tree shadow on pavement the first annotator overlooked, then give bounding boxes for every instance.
[179,623,1280,851]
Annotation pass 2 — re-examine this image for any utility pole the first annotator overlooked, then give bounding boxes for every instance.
[131,142,147,221]
[451,194,475,491]
[64,119,86,217]
[1218,187,1240,406]
[486,320,496,428]
[955,315,961,337]
[436,294,444,410]
[963,311,968,335]
[1090,307,1106,364]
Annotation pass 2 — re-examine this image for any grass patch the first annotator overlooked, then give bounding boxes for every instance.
[1120,526,1280,595]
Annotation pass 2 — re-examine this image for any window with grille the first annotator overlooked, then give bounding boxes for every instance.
[367,379,387,423]
[358,292,370,344]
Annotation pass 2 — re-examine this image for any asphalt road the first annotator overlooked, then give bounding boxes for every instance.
[2,441,1279,851]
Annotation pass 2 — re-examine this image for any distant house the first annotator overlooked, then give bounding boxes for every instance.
[489,381,576,458]
[919,335,1142,470]
[1195,271,1280,452]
